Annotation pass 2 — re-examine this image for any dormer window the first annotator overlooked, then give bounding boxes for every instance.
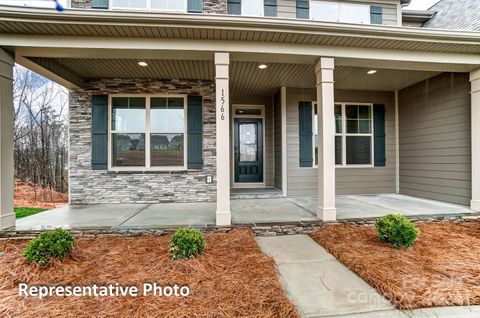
[227,0,278,17]
[110,0,187,11]
[310,1,371,24]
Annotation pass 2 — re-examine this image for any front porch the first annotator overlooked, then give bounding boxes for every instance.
[12,194,475,231]
[1,7,480,230]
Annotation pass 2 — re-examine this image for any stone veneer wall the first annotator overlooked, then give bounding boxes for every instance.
[70,0,227,13]
[69,79,216,204]
[70,0,92,9]
[203,0,227,14]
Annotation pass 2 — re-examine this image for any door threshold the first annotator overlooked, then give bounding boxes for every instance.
[232,183,267,189]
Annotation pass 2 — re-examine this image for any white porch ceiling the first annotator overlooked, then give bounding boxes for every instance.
[48,58,440,95]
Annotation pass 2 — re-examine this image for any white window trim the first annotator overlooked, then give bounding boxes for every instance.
[109,0,188,12]
[108,94,188,172]
[313,102,374,169]
[309,0,372,25]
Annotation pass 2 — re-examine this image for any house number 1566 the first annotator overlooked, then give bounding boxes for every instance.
[220,89,225,121]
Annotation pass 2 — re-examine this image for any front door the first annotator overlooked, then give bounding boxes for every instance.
[234,118,263,183]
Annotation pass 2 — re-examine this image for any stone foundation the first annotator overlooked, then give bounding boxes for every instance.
[2,214,479,239]
[69,79,216,204]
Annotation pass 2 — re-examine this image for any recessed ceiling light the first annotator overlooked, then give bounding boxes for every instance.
[138,61,148,67]
[258,64,268,70]
[367,70,377,75]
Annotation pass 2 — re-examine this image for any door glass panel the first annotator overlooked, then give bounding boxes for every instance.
[235,108,262,116]
[239,123,257,162]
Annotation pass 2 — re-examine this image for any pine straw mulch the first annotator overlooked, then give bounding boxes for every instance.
[310,222,480,310]
[0,229,298,318]
[14,180,68,209]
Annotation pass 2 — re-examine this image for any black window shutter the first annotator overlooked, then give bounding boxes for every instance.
[92,0,108,9]
[370,6,383,24]
[373,104,386,166]
[187,0,203,13]
[227,0,241,15]
[299,101,313,167]
[264,0,277,17]
[296,0,309,19]
[187,96,203,169]
[91,95,108,170]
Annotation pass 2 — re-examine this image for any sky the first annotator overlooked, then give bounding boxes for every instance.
[406,0,440,10]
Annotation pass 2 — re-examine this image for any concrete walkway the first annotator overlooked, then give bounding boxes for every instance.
[256,234,480,318]
[256,235,396,317]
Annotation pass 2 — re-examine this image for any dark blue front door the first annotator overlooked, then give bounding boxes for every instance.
[234,118,263,183]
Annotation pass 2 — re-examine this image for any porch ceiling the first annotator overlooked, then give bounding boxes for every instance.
[41,57,440,95]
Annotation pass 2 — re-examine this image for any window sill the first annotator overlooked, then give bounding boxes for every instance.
[336,165,375,169]
[310,165,376,169]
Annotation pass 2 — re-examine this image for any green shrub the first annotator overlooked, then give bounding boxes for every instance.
[169,227,205,260]
[23,229,75,266]
[376,214,420,249]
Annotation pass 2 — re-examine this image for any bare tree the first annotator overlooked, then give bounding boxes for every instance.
[13,65,69,197]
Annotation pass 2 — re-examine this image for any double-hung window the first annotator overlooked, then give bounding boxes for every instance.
[242,0,263,16]
[110,95,187,170]
[110,0,186,11]
[310,1,371,24]
[314,103,374,167]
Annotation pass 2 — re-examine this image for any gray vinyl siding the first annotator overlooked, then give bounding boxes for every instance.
[230,96,275,187]
[277,0,297,19]
[286,87,396,197]
[398,73,471,206]
[274,92,283,189]
[277,0,400,26]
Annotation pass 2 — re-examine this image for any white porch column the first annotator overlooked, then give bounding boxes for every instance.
[0,49,16,230]
[315,57,337,221]
[215,52,231,225]
[470,69,480,211]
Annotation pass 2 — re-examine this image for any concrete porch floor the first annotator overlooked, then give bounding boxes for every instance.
[12,194,475,231]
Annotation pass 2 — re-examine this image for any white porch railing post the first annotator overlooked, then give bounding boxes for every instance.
[0,49,16,230]
[315,57,337,221]
[470,69,480,211]
[215,52,231,226]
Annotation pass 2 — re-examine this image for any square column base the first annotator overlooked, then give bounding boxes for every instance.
[471,200,480,212]
[0,212,15,230]
[216,211,232,226]
[316,207,336,221]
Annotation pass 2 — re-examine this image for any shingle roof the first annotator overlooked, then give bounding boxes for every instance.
[422,0,480,31]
